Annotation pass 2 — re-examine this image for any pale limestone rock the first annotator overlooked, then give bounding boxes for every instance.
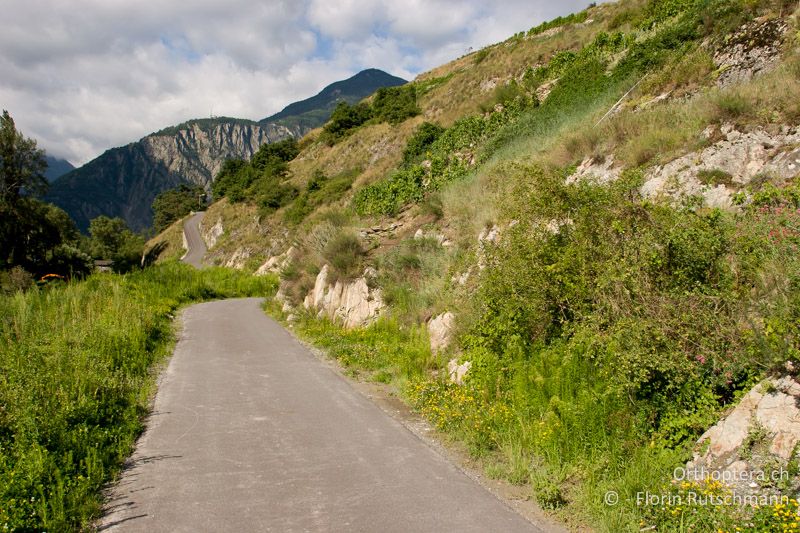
[641,126,800,208]
[428,312,455,353]
[201,217,223,249]
[255,246,297,276]
[447,359,472,386]
[688,376,800,495]
[303,265,384,329]
[224,247,250,269]
[569,155,621,184]
[141,122,299,191]
[714,19,787,88]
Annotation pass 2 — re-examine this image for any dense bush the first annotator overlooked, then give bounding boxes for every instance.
[321,85,419,145]
[87,216,145,273]
[211,138,300,213]
[151,183,205,233]
[402,122,445,166]
[322,231,366,281]
[320,102,373,144]
[284,168,358,225]
[370,85,420,125]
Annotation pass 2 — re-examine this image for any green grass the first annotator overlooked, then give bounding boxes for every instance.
[0,263,276,530]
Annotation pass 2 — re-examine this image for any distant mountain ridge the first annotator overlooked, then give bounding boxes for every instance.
[47,69,407,232]
[44,155,74,182]
[262,68,407,132]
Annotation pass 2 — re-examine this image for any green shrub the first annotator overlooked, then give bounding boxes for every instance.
[697,168,734,186]
[473,48,490,64]
[152,184,205,233]
[322,232,365,280]
[321,101,373,144]
[402,122,445,166]
[371,85,420,125]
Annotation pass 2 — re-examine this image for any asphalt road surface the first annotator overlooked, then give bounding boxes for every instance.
[99,298,540,532]
[181,212,206,268]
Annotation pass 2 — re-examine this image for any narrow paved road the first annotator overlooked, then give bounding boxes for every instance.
[181,212,206,268]
[100,298,540,532]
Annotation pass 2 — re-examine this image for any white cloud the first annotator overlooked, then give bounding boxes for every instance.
[0,0,593,165]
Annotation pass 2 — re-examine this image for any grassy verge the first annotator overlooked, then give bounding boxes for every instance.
[0,263,276,530]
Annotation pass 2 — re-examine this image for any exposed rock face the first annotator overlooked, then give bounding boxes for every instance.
[224,247,251,269]
[570,125,800,208]
[641,124,800,207]
[255,246,297,276]
[428,312,456,353]
[570,155,621,184]
[48,121,296,232]
[303,265,385,328]
[714,18,788,88]
[200,217,224,250]
[447,359,472,386]
[687,376,800,497]
[143,122,296,190]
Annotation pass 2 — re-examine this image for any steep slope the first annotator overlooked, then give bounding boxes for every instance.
[47,121,291,232]
[48,69,407,232]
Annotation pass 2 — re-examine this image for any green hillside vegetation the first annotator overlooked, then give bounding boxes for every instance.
[151,184,206,233]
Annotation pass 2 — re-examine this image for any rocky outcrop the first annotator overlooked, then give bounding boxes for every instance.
[428,312,456,353]
[447,359,472,386]
[686,376,800,497]
[714,18,788,88]
[571,124,800,208]
[642,124,800,207]
[255,246,297,276]
[201,217,224,250]
[47,121,297,232]
[224,247,251,269]
[303,265,384,328]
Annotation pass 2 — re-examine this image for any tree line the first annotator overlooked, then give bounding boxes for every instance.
[0,111,145,292]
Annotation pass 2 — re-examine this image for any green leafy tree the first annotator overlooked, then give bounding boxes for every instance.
[321,102,373,144]
[0,110,49,269]
[152,184,206,233]
[371,85,420,124]
[0,110,47,204]
[88,216,144,273]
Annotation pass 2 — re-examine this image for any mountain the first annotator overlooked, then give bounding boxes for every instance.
[44,155,74,182]
[261,68,407,132]
[47,121,293,232]
[47,69,407,232]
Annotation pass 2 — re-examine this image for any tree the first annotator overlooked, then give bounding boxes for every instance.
[88,216,144,273]
[152,184,206,233]
[0,110,49,269]
[0,110,47,205]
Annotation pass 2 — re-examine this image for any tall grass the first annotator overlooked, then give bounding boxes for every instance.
[0,263,276,530]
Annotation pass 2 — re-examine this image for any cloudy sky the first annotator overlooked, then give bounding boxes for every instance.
[1,0,592,166]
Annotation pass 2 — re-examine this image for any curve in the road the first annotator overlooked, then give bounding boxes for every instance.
[181,212,206,269]
[100,298,541,532]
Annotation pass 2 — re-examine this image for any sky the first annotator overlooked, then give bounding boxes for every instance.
[1,0,593,166]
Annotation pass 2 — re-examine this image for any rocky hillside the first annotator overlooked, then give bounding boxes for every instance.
[48,69,406,232]
[152,1,800,530]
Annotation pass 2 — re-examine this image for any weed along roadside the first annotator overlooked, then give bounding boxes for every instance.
[0,264,276,530]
